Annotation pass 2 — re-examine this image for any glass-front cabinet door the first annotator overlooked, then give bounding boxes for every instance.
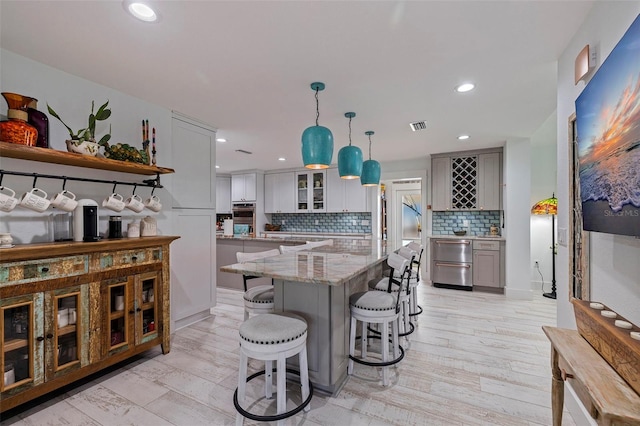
[105,277,133,356]
[296,171,326,212]
[1,294,44,395]
[136,272,159,344]
[47,287,86,379]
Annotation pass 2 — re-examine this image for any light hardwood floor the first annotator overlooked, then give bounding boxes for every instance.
[1,284,576,426]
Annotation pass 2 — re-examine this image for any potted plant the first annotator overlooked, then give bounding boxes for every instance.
[47,100,111,156]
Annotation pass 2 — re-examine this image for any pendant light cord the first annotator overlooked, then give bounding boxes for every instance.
[348,115,352,146]
[368,133,372,160]
[315,88,320,126]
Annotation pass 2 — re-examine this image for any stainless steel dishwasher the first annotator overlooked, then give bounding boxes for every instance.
[431,238,473,290]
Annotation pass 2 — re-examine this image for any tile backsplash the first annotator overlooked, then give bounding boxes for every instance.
[271,212,372,234]
[432,211,502,236]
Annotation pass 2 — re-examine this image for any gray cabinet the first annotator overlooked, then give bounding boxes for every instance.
[472,240,504,288]
[216,176,231,214]
[326,168,368,213]
[232,173,257,202]
[431,150,502,211]
[265,172,295,213]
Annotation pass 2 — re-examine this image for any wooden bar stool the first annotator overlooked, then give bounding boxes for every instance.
[348,253,410,386]
[236,249,280,320]
[234,313,313,425]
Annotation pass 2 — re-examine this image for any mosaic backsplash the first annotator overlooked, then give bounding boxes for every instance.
[271,212,372,234]
[432,211,502,236]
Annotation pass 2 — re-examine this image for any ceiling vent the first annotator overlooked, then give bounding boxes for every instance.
[235,149,253,155]
[409,121,427,132]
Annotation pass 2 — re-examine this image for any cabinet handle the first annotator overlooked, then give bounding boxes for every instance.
[36,336,45,342]
[435,262,471,268]
[136,307,142,312]
[46,333,53,339]
[131,256,138,262]
[41,267,49,273]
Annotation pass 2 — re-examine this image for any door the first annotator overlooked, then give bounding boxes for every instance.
[395,187,422,247]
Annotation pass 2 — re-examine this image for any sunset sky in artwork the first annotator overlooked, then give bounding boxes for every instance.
[576,15,640,167]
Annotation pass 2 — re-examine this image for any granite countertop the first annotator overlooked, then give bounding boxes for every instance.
[428,234,506,241]
[219,239,397,286]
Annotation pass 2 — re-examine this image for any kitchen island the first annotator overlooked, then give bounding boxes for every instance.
[219,240,396,394]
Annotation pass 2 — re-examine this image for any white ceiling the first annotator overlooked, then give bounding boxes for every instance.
[1,1,594,174]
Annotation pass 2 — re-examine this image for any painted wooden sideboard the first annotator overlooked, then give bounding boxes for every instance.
[0,236,178,412]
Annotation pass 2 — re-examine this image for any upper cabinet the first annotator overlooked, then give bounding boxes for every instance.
[326,168,369,213]
[431,149,502,211]
[231,173,257,202]
[296,171,326,213]
[264,172,295,213]
[216,176,232,214]
[171,116,216,209]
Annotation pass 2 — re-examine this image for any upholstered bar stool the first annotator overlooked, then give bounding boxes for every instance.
[236,249,280,320]
[348,253,410,386]
[369,246,416,337]
[383,242,424,325]
[234,313,313,425]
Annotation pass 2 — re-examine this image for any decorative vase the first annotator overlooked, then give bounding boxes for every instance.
[0,92,38,146]
[27,99,49,148]
[66,139,100,156]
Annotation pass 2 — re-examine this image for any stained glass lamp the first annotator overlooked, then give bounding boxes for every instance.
[531,194,557,299]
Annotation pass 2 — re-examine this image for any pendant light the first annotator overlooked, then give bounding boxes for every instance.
[361,131,381,186]
[337,112,363,179]
[301,82,333,169]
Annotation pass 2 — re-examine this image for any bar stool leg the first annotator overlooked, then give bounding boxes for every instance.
[276,353,287,415]
[237,352,248,405]
[392,318,400,360]
[361,320,368,359]
[265,360,273,398]
[299,346,311,412]
[381,321,389,386]
[348,316,357,375]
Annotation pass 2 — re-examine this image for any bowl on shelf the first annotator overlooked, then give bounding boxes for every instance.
[453,230,467,236]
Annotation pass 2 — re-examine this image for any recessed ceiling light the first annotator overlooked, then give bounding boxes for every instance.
[216,138,227,143]
[457,135,470,140]
[215,165,220,169]
[126,2,158,22]
[455,83,475,93]
[278,157,286,161]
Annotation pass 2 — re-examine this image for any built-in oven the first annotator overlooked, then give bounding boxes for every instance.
[431,238,473,290]
[232,203,255,233]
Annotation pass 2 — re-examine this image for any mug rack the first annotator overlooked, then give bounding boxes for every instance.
[0,169,163,194]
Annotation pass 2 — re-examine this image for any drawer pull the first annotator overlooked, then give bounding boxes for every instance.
[131,256,138,262]
[41,267,49,273]
[436,240,471,245]
[435,262,471,268]
[46,333,53,339]
[36,336,45,342]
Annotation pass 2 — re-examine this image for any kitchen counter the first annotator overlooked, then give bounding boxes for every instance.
[428,234,506,241]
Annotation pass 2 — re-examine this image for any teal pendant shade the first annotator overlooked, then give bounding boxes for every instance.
[361,130,381,186]
[338,145,363,179]
[361,159,381,186]
[302,82,333,169]
[338,112,362,179]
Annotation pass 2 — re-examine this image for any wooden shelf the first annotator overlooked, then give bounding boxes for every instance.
[109,310,125,320]
[0,141,174,176]
[3,338,28,352]
[57,324,77,337]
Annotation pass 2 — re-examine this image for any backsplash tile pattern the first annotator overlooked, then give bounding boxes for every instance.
[432,211,501,236]
[271,212,372,234]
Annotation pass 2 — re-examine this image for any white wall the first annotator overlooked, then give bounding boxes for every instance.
[504,138,532,299]
[556,3,640,423]
[530,111,557,290]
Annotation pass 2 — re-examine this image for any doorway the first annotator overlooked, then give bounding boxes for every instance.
[382,179,423,248]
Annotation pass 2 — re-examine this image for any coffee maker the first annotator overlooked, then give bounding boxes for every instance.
[73,199,100,242]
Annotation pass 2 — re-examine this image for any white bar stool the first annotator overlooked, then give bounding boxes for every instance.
[236,249,280,320]
[234,313,313,425]
[279,242,314,253]
[383,242,424,325]
[348,253,410,386]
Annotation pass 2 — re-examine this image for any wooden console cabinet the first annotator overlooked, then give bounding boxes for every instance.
[0,236,178,412]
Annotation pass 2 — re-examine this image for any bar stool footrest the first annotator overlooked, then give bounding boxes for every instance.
[350,336,405,367]
[367,322,415,337]
[233,368,313,422]
[409,305,423,317]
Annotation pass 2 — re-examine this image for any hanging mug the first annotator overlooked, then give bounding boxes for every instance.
[20,188,50,212]
[50,189,78,212]
[0,186,19,212]
[144,195,162,212]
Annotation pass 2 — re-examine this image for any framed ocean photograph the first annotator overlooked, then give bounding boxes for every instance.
[575,13,640,237]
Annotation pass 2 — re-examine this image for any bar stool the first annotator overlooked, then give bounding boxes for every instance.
[234,313,313,424]
[279,242,314,253]
[304,239,333,249]
[348,252,410,386]
[383,242,424,325]
[236,249,280,320]
[369,246,416,337]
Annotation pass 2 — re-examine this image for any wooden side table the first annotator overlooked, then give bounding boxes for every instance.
[542,326,640,426]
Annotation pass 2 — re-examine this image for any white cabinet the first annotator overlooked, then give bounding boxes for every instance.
[296,171,326,213]
[171,116,216,209]
[326,168,368,213]
[265,172,295,213]
[216,176,231,214]
[431,150,502,211]
[472,239,504,288]
[231,173,257,202]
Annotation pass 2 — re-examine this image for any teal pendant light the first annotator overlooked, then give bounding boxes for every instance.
[338,112,363,179]
[361,131,381,186]
[301,82,333,169]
